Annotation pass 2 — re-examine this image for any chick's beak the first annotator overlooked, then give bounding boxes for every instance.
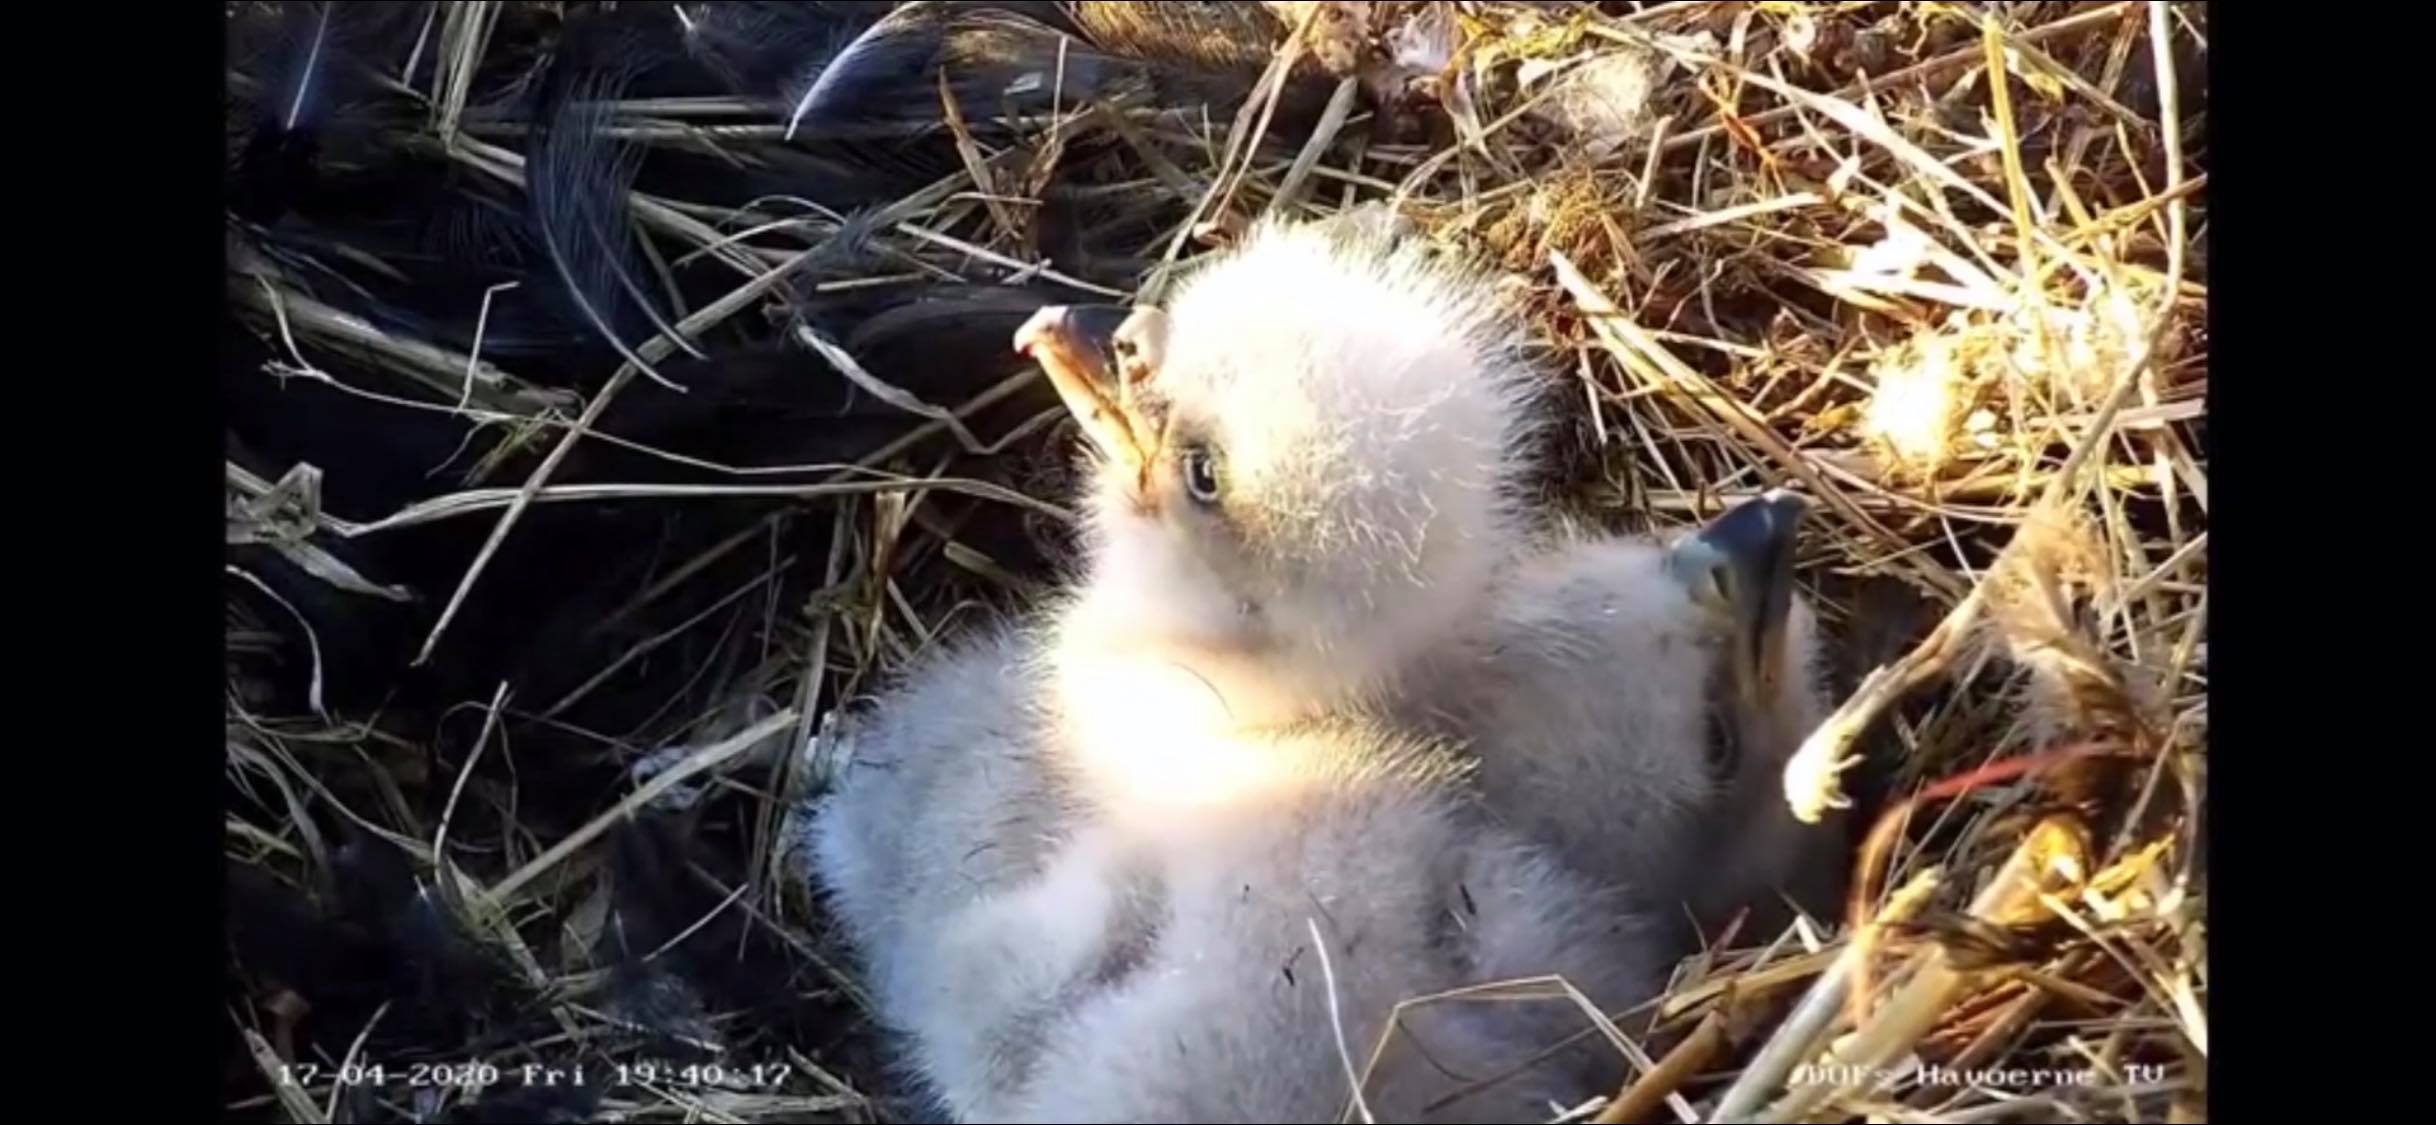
[1016,304,1152,472]
[1668,489,1810,708]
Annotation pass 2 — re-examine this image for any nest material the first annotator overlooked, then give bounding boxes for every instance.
[223,3,2207,1122]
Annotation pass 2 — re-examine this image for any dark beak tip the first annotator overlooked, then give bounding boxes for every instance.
[1702,491,1805,560]
[1669,488,1810,630]
[1013,303,1134,370]
[1761,487,1810,520]
[1063,305,1134,349]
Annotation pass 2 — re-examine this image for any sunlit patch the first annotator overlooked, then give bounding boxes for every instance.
[1056,655,1303,814]
[1861,330,1967,468]
[1853,265,2186,476]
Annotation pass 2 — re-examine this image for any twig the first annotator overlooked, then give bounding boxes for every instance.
[1708,869,1940,1123]
[1271,77,1362,217]
[1776,0,2193,824]
[1550,249,1964,600]
[1756,817,2090,1123]
[767,503,856,900]
[344,477,1074,539]
[431,1,501,145]
[412,362,639,666]
[1645,4,2138,153]
[642,878,752,963]
[486,708,799,905]
[433,682,510,869]
[230,276,557,413]
[458,280,522,412]
[793,324,999,455]
[1146,1,1320,299]
[408,229,880,664]
[936,67,1025,245]
[890,221,1129,298]
[543,554,791,721]
[1593,1009,1727,1125]
[1982,15,2042,286]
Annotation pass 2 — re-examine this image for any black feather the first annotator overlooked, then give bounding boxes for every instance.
[228,2,444,223]
[225,827,550,1065]
[676,1,888,100]
[600,813,832,1047]
[781,2,1160,141]
[525,14,705,390]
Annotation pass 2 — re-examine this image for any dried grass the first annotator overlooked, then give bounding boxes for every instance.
[224,3,2206,1121]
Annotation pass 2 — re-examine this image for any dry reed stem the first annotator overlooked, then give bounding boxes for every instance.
[1757,816,2091,1123]
[1274,76,1364,216]
[1780,0,2194,824]
[1146,1,1321,299]
[1551,250,1964,601]
[340,477,1071,539]
[394,205,837,660]
[1592,1008,1728,1125]
[429,1,499,145]
[485,708,798,906]
[230,274,557,413]
[1709,868,1942,1123]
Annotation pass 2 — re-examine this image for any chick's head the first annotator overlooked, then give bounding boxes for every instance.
[1020,214,1543,719]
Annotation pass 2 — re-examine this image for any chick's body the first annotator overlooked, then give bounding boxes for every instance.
[1093,211,1838,935]
[805,210,1824,1121]
[1031,206,1839,938]
[806,624,1095,1114]
[998,723,1661,1125]
[1402,526,1840,942]
[809,621,1664,1123]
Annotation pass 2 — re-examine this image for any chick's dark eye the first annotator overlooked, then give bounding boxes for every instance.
[1180,447,1221,504]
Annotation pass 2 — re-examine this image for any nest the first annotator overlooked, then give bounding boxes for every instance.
[223,2,2206,1122]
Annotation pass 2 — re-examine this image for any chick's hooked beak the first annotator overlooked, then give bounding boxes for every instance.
[1014,304,1172,478]
[1668,489,1810,710]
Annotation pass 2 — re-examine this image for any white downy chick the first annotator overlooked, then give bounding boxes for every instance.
[990,713,1666,1124]
[804,624,1102,1115]
[1020,207,1840,938]
[812,634,1667,1123]
[1400,493,1843,943]
[805,212,1669,1120]
[1018,207,1542,731]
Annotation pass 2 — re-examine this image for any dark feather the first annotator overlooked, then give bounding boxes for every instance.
[781,1,1271,142]
[226,1,441,223]
[525,14,707,390]
[225,827,549,1064]
[676,1,892,100]
[600,814,834,1047]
